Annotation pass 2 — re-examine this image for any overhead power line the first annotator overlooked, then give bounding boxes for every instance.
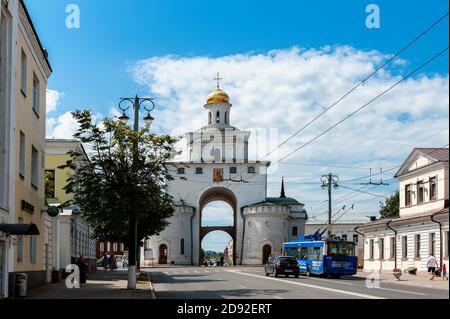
[263,12,449,160]
[273,46,449,165]
[338,184,389,199]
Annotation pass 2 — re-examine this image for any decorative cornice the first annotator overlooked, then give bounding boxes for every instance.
[18,0,52,77]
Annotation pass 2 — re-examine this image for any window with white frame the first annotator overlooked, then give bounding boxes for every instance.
[17,218,24,262]
[19,132,25,177]
[405,184,412,207]
[20,49,27,95]
[429,177,437,200]
[30,235,37,263]
[100,242,104,252]
[430,233,436,256]
[31,145,38,188]
[417,181,424,204]
[369,239,374,260]
[32,73,40,115]
[379,238,384,260]
[415,234,421,258]
[390,237,395,259]
[402,236,408,258]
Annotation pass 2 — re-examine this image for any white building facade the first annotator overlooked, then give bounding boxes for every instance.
[141,83,308,266]
[0,0,18,298]
[357,148,449,273]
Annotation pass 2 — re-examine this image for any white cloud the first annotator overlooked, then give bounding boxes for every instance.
[127,46,448,221]
[46,111,79,139]
[46,89,64,113]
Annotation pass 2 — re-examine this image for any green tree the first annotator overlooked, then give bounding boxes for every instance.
[379,191,400,218]
[59,109,176,250]
[44,171,55,204]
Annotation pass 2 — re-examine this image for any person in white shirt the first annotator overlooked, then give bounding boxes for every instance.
[427,254,438,280]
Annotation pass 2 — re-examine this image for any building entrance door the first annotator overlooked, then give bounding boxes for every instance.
[159,244,168,264]
[262,244,272,264]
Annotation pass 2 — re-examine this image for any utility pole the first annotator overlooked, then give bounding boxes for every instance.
[321,173,339,238]
[118,95,155,290]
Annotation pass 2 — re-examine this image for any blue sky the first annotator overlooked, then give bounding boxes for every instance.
[25,1,449,251]
[26,0,448,115]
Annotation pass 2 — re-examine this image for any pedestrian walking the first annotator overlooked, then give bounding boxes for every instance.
[427,254,438,280]
[102,253,109,272]
[76,256,88,287]
[442,263,448,281]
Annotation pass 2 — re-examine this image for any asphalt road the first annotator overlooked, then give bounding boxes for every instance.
[146,266,449,299]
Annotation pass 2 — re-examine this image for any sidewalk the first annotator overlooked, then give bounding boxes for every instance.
[27,269,154,299]
[355,271,449,290]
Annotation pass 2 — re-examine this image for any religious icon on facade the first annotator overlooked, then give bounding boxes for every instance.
[213,168,224,182]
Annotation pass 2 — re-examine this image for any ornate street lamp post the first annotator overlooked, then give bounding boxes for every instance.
[117,95,155,290]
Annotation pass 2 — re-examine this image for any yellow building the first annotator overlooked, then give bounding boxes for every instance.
[45,139,97,274]
[0,0,51,298]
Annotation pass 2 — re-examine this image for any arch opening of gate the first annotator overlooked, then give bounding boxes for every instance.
[199,187,237,265]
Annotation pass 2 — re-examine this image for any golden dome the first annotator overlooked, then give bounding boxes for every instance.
[206,88,230,104]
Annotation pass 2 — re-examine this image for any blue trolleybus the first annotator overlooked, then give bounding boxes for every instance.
[283,234,358,278]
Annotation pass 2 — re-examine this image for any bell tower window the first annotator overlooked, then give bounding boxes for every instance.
[208,112,212,124]
[225,111,228,124]
[216,111,220,123]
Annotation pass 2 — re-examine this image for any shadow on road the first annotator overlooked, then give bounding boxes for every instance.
[155,288,290,299]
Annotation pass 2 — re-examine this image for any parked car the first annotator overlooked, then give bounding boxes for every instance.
[265,256,299,278]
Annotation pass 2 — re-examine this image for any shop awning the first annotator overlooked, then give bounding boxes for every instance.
[0,223,40,235]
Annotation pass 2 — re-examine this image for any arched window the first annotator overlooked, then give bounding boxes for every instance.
[113,242,118,252]
[224,111,228,124]
[216,111,220,123]
[181,238,185,255]
[208,112,212,124]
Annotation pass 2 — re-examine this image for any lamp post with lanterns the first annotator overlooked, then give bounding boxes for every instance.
[117,95,155,290]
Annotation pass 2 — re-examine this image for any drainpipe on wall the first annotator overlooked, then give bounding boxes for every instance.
[190,207,196,266]
[386,220,397,270]
[430,212,443,268]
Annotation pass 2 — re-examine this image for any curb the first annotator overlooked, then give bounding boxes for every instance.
[145,271,157,299]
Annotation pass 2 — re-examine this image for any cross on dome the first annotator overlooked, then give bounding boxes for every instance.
[214,72,223,90]
[206,72,230,104]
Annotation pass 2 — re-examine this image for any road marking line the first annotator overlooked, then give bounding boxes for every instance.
[306,276,353,286]
[237,285,247,289]
[194,271,200,274]
[375,287,427,296]
[163,272,169,275]
[274,296,283,299]
[183,271,189,274]
[227,270,385,299]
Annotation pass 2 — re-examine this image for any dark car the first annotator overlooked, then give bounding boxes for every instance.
[265,256,299,278]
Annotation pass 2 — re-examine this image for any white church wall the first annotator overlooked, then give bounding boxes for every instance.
[242,206,289,264]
